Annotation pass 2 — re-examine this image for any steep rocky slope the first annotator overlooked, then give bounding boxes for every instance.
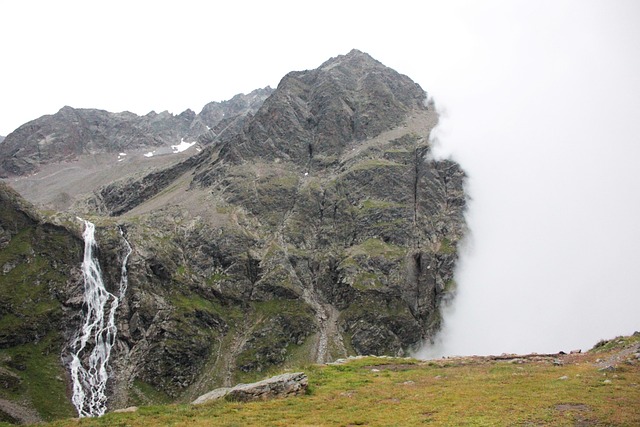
[0,50,467,419]
[0,183,81,422]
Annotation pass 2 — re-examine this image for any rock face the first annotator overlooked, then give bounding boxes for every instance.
[198,50,426,168]
[0,87,272,177]
[192,372,307,404]
[0,50,467,419]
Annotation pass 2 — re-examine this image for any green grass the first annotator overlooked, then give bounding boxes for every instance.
[359,199,405,210]
[437,238,456,255]
[233,300,316,383]
[0,334,75,421]
[349,159,404,172]
[591,333,640,353]
[350,271,384,291]
[170,293,233,319]
[347,238,406,260]
[41,338,640,426]
[129,380,172,406]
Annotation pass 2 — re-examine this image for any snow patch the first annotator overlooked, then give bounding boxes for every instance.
[144,151,155,158]
[118,152,126,156]
[171,138,196,153]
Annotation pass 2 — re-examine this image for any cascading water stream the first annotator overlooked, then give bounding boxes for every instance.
[69,219,132,417]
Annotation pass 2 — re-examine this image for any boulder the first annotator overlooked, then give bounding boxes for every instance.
[192,372,307,405]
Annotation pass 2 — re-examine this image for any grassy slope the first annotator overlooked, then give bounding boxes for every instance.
[29,334,640,427]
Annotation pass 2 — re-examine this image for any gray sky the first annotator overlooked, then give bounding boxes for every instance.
[2,0,639,354]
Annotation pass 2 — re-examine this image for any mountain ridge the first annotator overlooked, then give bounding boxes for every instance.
[0,87,273,178]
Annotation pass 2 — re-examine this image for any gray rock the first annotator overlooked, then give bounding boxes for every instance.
[192,372,307,405]
[0,367,22,391]
[192,388,232,404]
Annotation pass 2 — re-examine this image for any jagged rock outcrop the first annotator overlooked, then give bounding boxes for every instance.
[196,87,274,145]
[192,372,307,404]
[0,87,272,177]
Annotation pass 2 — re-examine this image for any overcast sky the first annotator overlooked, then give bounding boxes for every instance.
[1,0,639,355]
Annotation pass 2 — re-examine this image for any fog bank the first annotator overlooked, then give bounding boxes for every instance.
[419,1,640,357]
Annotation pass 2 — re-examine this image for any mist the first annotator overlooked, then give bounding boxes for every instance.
[418,1,640,357]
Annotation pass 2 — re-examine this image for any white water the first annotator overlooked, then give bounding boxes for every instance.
[69,220,132,417]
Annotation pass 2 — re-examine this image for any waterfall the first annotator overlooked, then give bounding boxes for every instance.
[69,219,132,417]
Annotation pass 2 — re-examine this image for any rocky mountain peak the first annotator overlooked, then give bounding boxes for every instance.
[318,48,384,72]
[210,50,427,169]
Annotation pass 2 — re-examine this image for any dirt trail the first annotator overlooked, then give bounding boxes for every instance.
[300,285,346,364]
[221,317,256,387]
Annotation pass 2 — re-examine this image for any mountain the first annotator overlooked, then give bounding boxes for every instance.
[0,50,467,420]
[0,87,273,178]
[0,136,4,143]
